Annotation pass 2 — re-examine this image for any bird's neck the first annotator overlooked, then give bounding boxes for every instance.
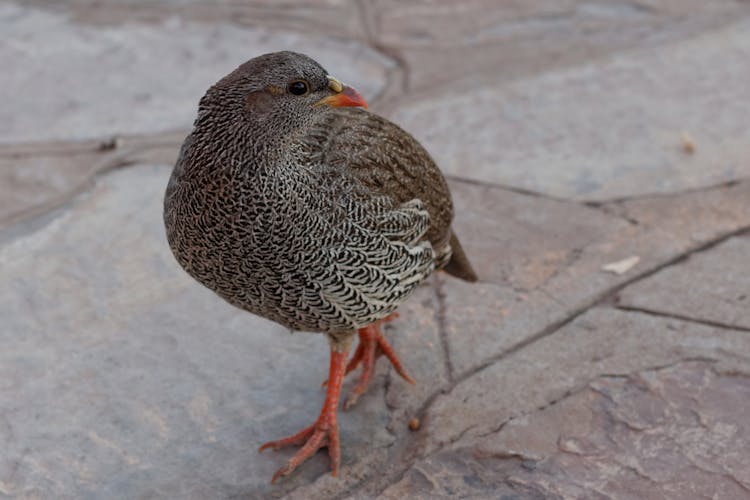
[183,119,297,179]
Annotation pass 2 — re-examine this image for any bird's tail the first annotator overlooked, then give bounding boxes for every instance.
[443,232,478,282]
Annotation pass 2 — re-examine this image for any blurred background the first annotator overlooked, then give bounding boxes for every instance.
[1,1,750,498]
[4,0,750,210]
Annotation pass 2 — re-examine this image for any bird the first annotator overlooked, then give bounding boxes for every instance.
[163,51,477,483]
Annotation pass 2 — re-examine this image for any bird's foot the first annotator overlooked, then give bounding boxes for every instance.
[343,313,416,411]
[259,348,348,483]
[258,418,339,484]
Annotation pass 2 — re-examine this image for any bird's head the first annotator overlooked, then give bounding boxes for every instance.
[196,51,367,140]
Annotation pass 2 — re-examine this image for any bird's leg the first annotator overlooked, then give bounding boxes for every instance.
[259,340,350,483]
[321,313,403,387]
[343,313,416,411]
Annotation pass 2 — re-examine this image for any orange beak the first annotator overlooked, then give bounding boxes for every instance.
[315,75,368,109]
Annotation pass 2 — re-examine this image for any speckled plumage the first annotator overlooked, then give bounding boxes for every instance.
[164,51,479,482]
[164,51,476,344]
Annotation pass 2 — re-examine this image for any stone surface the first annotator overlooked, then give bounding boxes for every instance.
[0,130,183,229]
[474,361,750,498]
[2,136,749,497]
[0,2,391,144]
[424,307,750,452]
[390,18,750,201]
[612,179,750,242]
[443,178,750,376]
[29,0,365,40]
[382,279,449,425]
[0,153,101,228]
[371,0,750,92]
[0,165,396,498]
[3,1,750,498]
[449,180,623,292]
[384,360,750,499]
[618,235,750,330]
[381,308,750,498]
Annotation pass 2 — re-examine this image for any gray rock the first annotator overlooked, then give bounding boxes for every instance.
[0,165,396,498]
[379,307,750,499]
[443,178,750,377]
[0,130,184,230]
[372,0,750,93]
[4,2,750,498]
[28,0,365,41]
[0,3,391,144]
[385,358,750,499]
[390,18,750,201]
[0,153,101,228]
[424,307,750,451]
[617,236,750,330]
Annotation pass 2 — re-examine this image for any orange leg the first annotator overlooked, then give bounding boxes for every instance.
[343,313,416,411]
[259,344,349,483]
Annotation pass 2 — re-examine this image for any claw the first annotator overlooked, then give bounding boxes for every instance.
[259,348,348,483]
[343,313,415,411]
[259,312,415,483]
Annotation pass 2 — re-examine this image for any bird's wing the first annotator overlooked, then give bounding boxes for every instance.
[299,108,454,259]
[299,108,478,281]
[304,191,435,332]
[234,164,435,333]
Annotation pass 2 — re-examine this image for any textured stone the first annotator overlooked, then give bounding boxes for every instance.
[390,18,750,201]
[0,153,100,228]
[380,308,750,498]
[372,0,749,92]
[613,179,750,242]
[0,3,391,143]
[424,308,750,452]
[384,360,750,499]
[0,131,183,229]
[441,178,620,376]
[442,178,750,376]
[4,2,750,498]
[617,235,750,330]
[0,165,399,498]
[28,0,364,40]
[449,180,627,291]
[383,279,448,425]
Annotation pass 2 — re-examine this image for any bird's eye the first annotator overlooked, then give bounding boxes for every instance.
[288,81,309,96]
